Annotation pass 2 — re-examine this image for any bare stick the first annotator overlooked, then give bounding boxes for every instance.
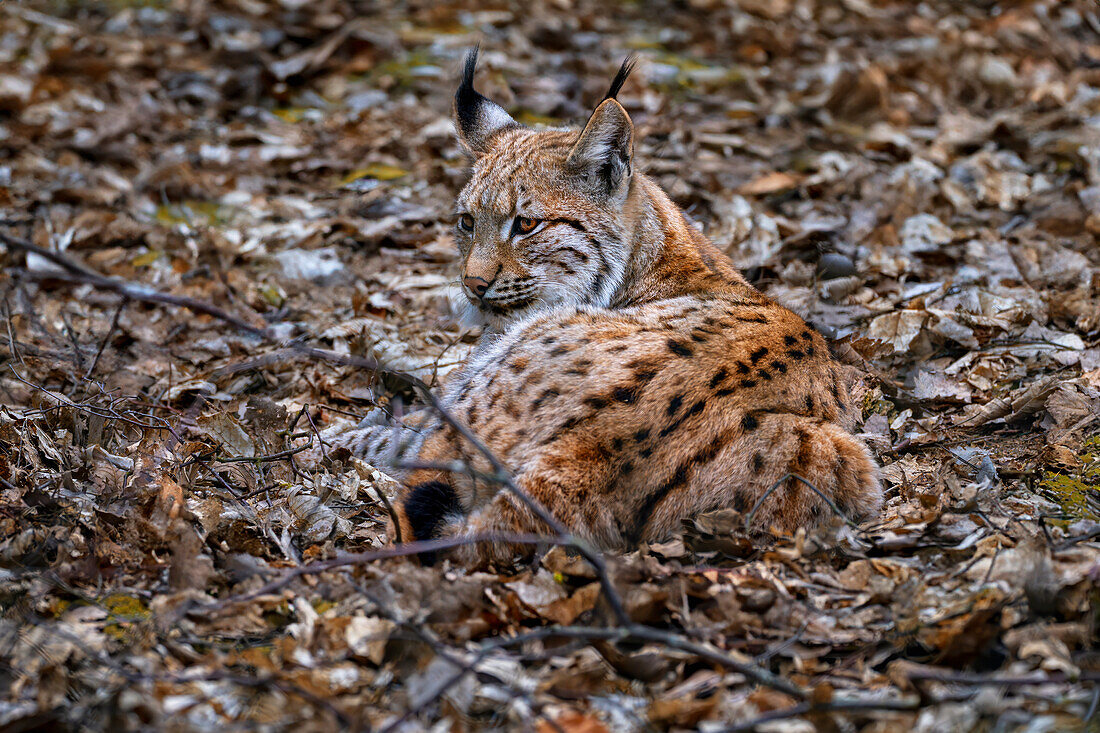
[1085,685,1099,724]
[18,612,352,728]
[904,669,1100,686]
[59,308,85,372]
[202,440,315,464]
[2,228,632,627]
[714,697,920,732]
[207,531,567,611]
[2,294,24,366]
[0,231,269,337]
[1056,526,1100,551]
[744,472,859,532]
[85,298,126,378]
[479,625,804,699]
[9,366,174,432]
[351,581,563,733]
[3,227,807,704]
[204,529,804,700]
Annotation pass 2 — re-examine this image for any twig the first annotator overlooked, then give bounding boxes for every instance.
[427,327,470,390]
[351,581,568,733]
[201,440,314,464]
[1055,526,1100,552]
[744,472,859,532]
[394,459,501,484]
[0,231,268,337]
[302,406,328,461]
[755,622,807,664]
[2,295,24,366]
[207,531,566,611]
[980,541,1001,587]
[195,461,296,562]
[85,298,126,378]
[59,308,85,373]
[1,225,812,705]
[9,367,174,432]
[14,609,353,728]
[380,647,491,733]
[904,669,1100,686]
[714,697,920,732]
[1,228,632,628]
[480,625,804,699]
[364,476,402,546]
[205,533,806,700]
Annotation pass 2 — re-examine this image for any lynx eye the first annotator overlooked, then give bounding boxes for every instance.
[513,216,540,235]
[458,213,475,232]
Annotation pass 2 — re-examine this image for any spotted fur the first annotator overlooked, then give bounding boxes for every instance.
[342,50,881,565]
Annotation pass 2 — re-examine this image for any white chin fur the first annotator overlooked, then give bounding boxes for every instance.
[448,285,493,330]
[447,283,578,335]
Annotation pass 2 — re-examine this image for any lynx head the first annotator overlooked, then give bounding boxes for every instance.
[451,47,638,329]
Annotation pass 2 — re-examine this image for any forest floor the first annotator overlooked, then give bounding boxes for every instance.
[2,0,1099,730]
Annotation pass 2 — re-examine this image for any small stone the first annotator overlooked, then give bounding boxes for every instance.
[817,252,857,280]
[900,213,953,253]
[346,90,387,113]
[275,247,348,283]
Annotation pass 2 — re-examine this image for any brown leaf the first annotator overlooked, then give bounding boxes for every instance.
[167,520,215,591]
[537,710,609,733]
[737,171,802,196]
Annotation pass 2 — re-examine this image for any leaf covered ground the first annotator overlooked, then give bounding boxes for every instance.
[2,0,1100,730]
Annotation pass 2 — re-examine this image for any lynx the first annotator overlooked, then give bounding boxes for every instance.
[335,49,881,565]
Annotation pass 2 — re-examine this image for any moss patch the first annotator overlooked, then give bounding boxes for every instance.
[102,593,151,641]
[155,200,233,227]
[1039,435,1100,521]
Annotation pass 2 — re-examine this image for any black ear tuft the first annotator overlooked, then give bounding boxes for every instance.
[455,44,483,135]
[453,45,520,156]
[603,54,638,102]
[462,44,480,91]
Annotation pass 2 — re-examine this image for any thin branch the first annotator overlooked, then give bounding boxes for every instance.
[9,366,174,432]
[86,298,126,378]
[203,440,314,464]
[744,472,860,532]
[379,647,490,733]
[480,625,804,699]
[2,294,25,366]
[351,582,568,733]
[59,308,85,372]
[2,225,807,703]
[1,228,631,628]
[204,534,806,700]
[715,697,920,732]
[1055,526,1100,552]
[0,231,268,337]
[904,669,1100,686]
[18,612,353,728]
[207,531,566,611]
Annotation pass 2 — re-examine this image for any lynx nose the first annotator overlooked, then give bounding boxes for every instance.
[463,275,490,298]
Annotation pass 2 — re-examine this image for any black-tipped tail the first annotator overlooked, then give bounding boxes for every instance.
[403,480,463,564]
[603,54,638,102]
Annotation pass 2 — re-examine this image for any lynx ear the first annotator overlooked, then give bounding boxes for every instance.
[454,46,519,156]
[567,57,637,194]
[566,98,634,194]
